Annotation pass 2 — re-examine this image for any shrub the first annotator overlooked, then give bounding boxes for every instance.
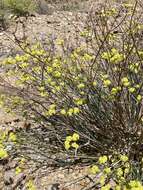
[0,0,8,30]
[3,0,36,18]
[0,0,143,166]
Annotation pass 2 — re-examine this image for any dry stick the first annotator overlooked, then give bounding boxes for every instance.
[90,9,128,80]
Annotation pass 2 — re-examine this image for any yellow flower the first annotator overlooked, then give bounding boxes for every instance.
[101,52,111,61]
[38,86,45,91]
[80,91,85,95]
[99,175,106,186]
[15,55,22,62]
[111,87,118,95]
[99,155,108,164]
[15,167,22,175]
[9,132,17,142]
[56,39,64,45]
[120,155,128,162]
[50,81,56,86]
[135,84,140,89]
[110,52,124,64]
[49,104,56,109]
[47,109,56,116]
[115,185,121,190]
[101,184,111,190]
[129,180,142,188]
[67,108,74,116]
[90,165,100,174]
[66,136,72,142]
[46,77,52,83]
[103,167,111,174]
[129,87,135,93]
[55,86,61,92]
[124,168,129,174]
[20,62,29,68]
[64,140,70,150]
[0,148,8,158]
[52,59,61,68]
[103,79,111,87]
[53,71,61,78]
[121,77,130,87]
[137,95,142,102]
[73,107,80,114]
[125,162,130,168]
[20,158,26,165]
[26,179,36,190]
[116,168,123,177]
[83,53,94,61]
[93,81,97,87]
[77,83,85,89]
[36,50,45,56]
[40,92,48,97]
[72,133,79,141]
[74,98,84,106]
[60,109,66,115]
[71,142,79,149]
[46,66,53,73]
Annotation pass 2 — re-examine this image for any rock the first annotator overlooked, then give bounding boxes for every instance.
[36,0,54,15]
[47,183,60,190]
[5,160,18,170]
[12,173,26,189]
[4,170,14,186]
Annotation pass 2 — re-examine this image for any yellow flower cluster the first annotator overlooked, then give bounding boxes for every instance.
[15,157,26,175]
[101,74,112,87]
[90,165,100,174]
[121,77,130,87]
[101,48,124,64]
[120,154,128,162]
[64,133,79,150]
[111,86,121,95]
[129,62,140,74]
[99,155,108,164]
[128,180,143,190]
[45,104,56,116]
[0,146,8,159]
[74,98,85,106]
[26,179,36,190]
[89,154,143,189]
[9,132,17,142]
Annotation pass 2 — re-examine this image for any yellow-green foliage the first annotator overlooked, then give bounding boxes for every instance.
[3,0,36,17]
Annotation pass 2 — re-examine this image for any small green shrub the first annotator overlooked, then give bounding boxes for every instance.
[4,0,36,17]
[0,0,8,30]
